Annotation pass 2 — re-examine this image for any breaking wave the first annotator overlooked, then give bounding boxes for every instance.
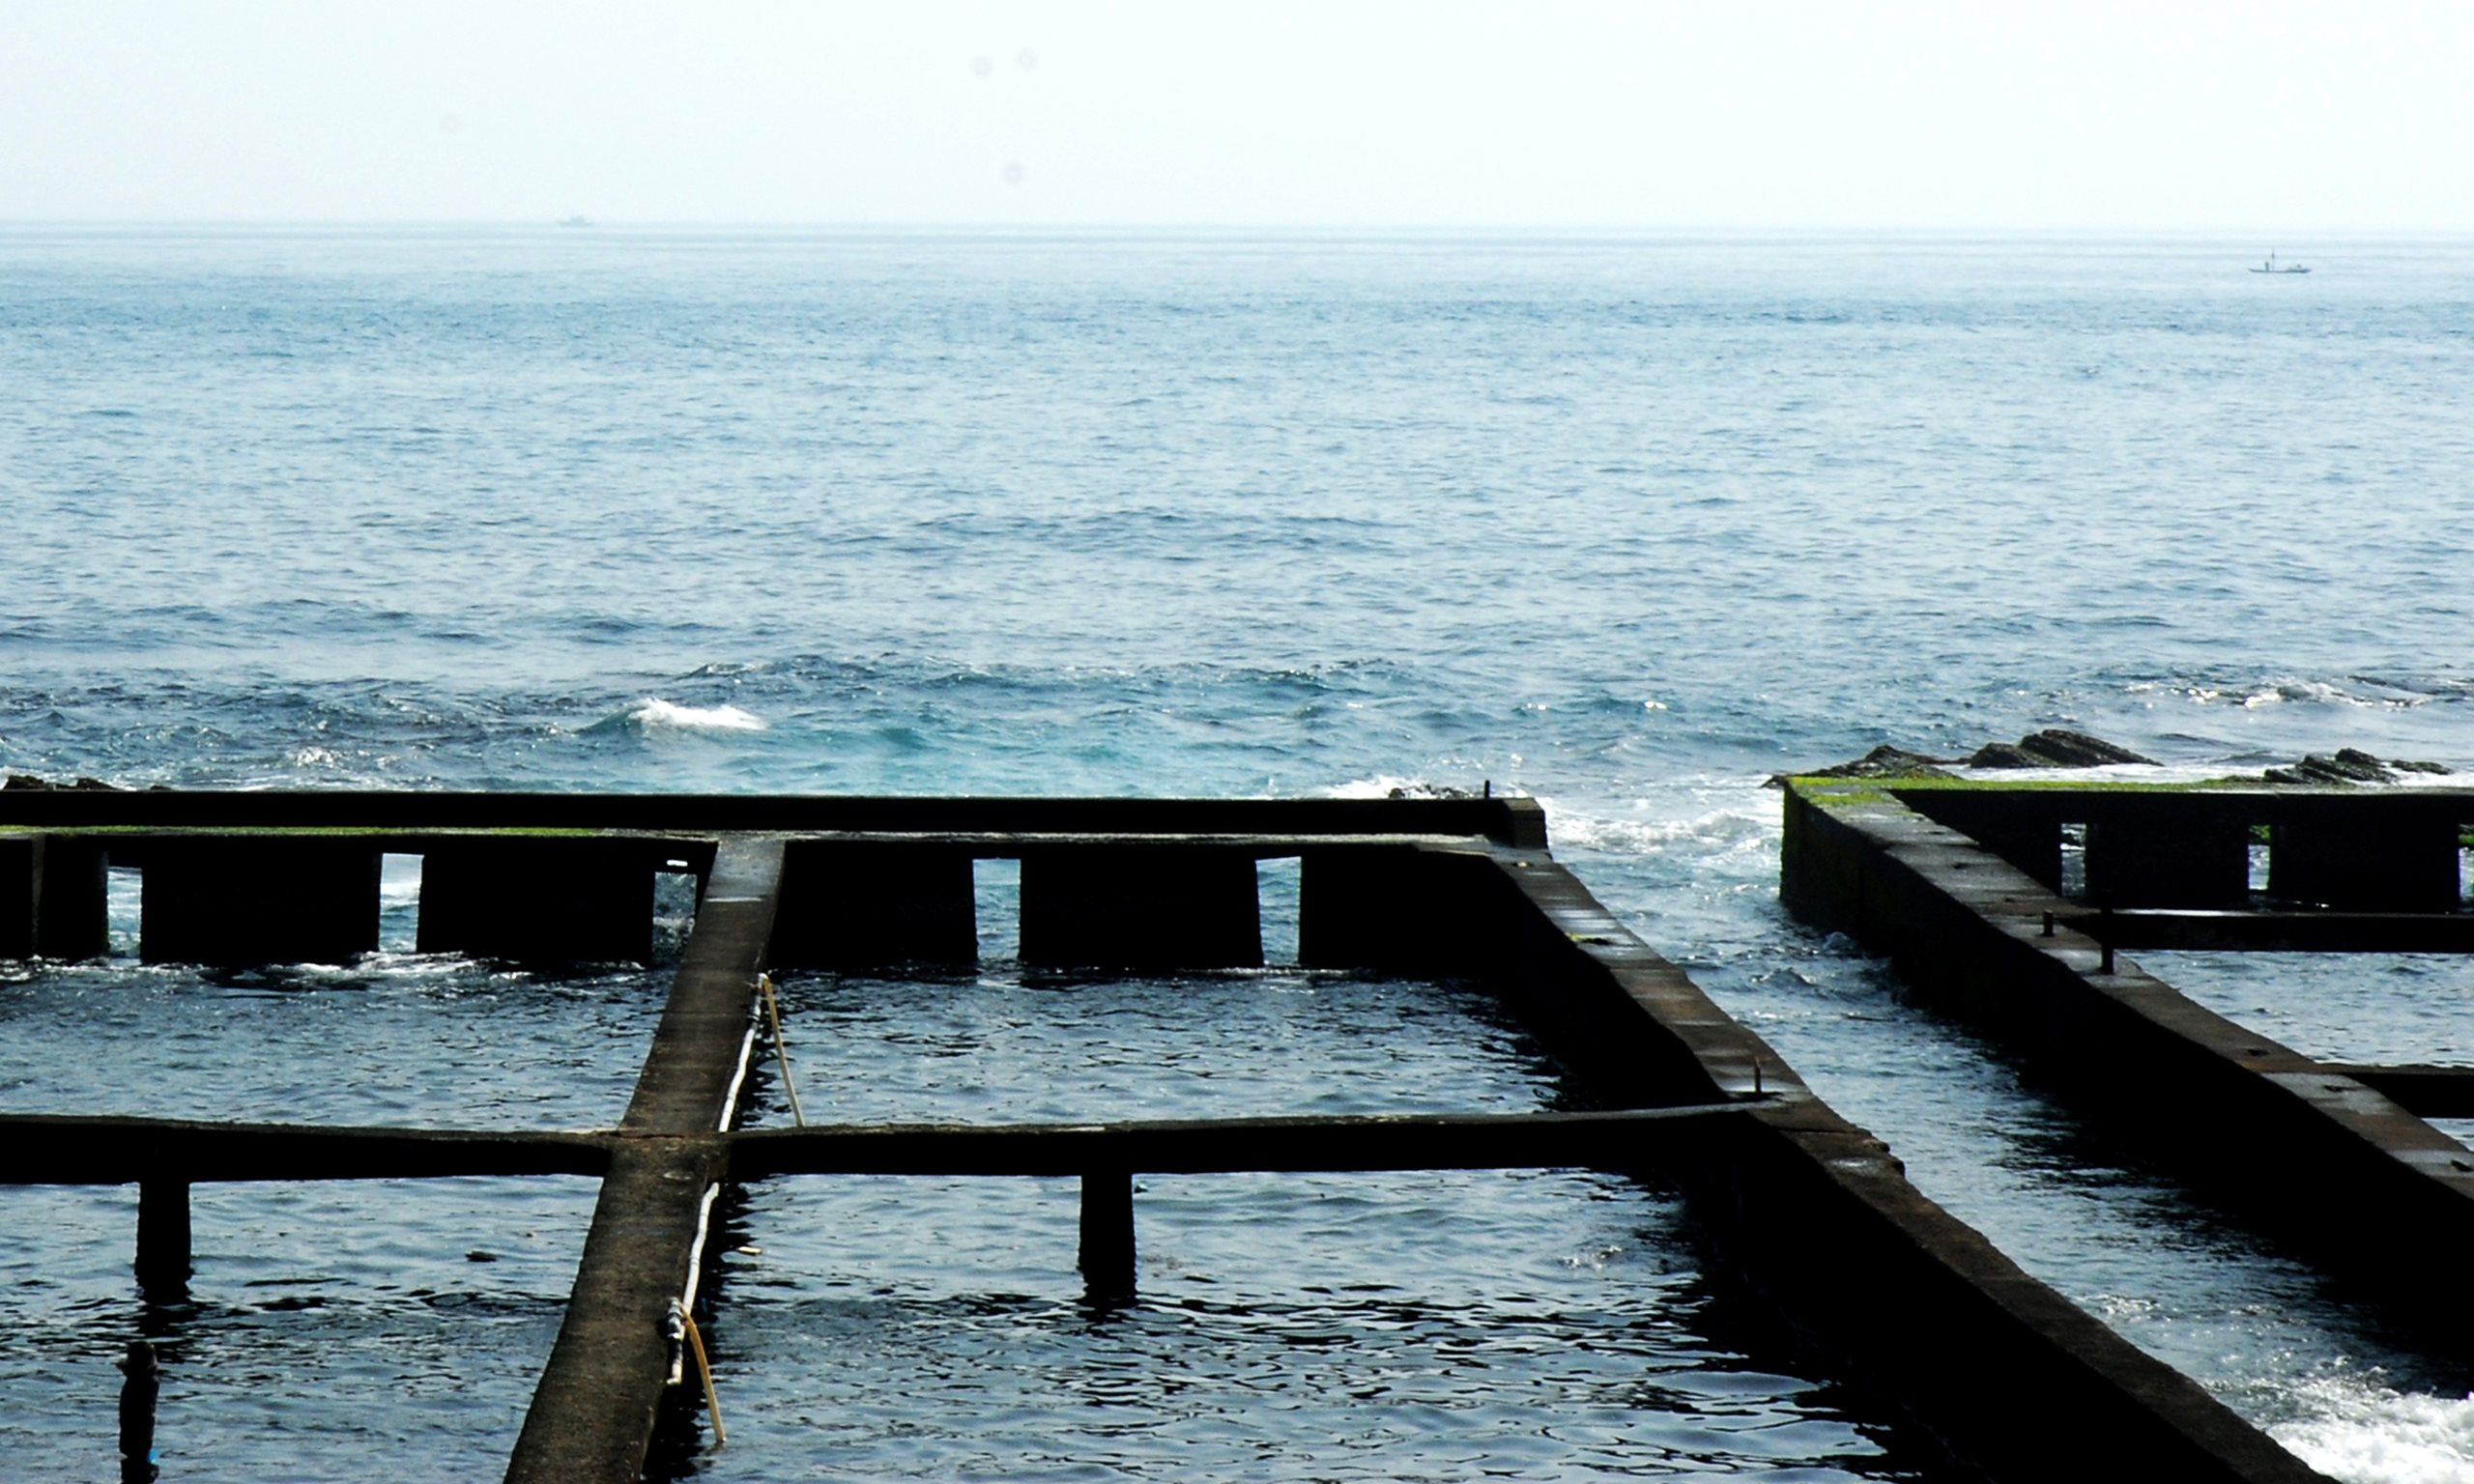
[588,699,767,734]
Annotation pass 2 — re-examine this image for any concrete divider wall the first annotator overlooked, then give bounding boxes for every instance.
[1469,842,2323,1483]
[1894,785,2470,912]
[0,835,108,959]
[417,839,666,964]
[1019,845,1262,970]
[138,838,382,966]
[1782,780,2474,1343]
[0,836,36,958]
[770,840,977,969]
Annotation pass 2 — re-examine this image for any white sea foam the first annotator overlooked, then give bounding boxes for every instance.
[1534,798,1776,860]
[607,698,766,732]
[1323,774,1445,800]
[2271,1376,2474,1484]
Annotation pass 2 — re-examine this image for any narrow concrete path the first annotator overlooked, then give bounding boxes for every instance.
[504,835,783,1484]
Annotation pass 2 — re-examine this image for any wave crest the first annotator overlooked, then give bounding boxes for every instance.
[590,698,766,733]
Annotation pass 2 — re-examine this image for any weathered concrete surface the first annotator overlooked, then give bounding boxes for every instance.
[137,837,381,965]
[2072,909,2474,954]
[1480,844,2326,1484]
[0,1116,609,1183]
[770,840,975,969]
[0,790,1549,849]
[2326,1066,2474,1120]
[727,1105,1751,1178]
[1782,779,2474,1350]
[1020,844,1261,969]
[504,835,782,1484]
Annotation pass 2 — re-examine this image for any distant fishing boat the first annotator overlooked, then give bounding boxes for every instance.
[2250,251,2310,274]
[558,214,594,228]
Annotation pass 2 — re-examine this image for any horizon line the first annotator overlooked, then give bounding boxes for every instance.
[0,218,2461,238]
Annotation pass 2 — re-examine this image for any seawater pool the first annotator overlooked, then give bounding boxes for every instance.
[690,966,1913,1481]
[0,931,1924,1481]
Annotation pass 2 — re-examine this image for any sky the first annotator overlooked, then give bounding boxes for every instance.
[2,1,2469,230]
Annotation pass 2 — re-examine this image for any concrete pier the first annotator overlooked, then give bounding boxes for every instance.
[1,836,33,958]
[769,840,975,968]
[136,838,381,965]
[0,835,108,958]
[1077,1170,1136,1303]
[1297,845,1491,972]
[505,835,782,1483]
[1020,844,1261,969]
[133,1180,189,1298]
[2085,816,2251,907]
[2271,816,2464,910]
[417,839,660,963]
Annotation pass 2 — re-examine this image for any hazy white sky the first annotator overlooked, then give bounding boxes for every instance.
[4,1,2468,229]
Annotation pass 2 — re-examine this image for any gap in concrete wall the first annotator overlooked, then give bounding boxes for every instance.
[976,856,1022,962]
[2058,823,2086,899]
[652,868,700,962]
[2248,837,2272,895]
[378,853,421,954]
[2460,838,2471,907]
[105,864,140,958]
[1257,856,1301,965]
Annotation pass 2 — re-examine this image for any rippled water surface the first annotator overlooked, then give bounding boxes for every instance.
[6,227,2474,1479]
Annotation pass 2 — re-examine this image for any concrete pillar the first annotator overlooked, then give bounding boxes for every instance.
[2084,819,2251,908]
[417,840,656,963]
[139,838,380,965]
[1298,846,1491,972]
[0,836,32,958]
[2271,818,2463,911]
[134,1181,190,1298]
[1078,1170,1135,1303]
[30,841,109,955]
[1020,846,1259,970]
[769,842,976,969]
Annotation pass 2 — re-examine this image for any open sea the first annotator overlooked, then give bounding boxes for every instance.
[4,226,2472,1480]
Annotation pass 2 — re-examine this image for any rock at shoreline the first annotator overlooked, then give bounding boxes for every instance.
[2262,748,2451,786]
[1969,729,2156,769]
[1772,745,1962,785]
[1778,728,2152,785]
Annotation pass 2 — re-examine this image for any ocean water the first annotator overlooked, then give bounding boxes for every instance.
[5,226,2474,1480]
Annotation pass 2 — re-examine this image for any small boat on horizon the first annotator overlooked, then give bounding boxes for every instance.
[558,214,594,229]
[2250,251,2310,274]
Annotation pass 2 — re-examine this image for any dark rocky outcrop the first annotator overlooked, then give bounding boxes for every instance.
[1968,729,2156,769]
[1771,745,1962,786]
[2,773,121,791]
[2262,748,2452,786]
